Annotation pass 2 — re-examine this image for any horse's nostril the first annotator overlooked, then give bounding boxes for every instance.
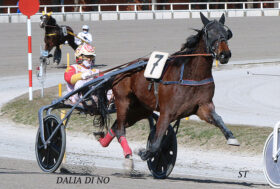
[220,51,231,59]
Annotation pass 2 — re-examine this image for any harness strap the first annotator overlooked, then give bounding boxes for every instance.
[161,77,214,86]
[160,63,214,86]
[44,26,89,44]
[67,31,89,44]
[154,82,159,110]
[45,33,57,36]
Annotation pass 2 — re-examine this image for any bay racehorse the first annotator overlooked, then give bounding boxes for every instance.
[95,13,238,170]
[40,12,78,64]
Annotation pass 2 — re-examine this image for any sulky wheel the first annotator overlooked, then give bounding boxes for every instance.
[35,114,66,173]
[263,132,280,188]
[147,118,177,179]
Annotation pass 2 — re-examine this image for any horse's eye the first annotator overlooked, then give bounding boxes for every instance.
[227,29,233,40]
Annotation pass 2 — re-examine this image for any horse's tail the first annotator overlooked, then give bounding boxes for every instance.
[93,78,114,131]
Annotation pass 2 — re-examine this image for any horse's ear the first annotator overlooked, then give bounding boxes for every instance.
[42,11,45,15]
[219,13,225,25]
[200,12,209,26]
[47,12,53,16]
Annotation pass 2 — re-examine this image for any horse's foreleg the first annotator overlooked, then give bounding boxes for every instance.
[44,42,53,53]
[197,103,240,146]
[139,114,171,160]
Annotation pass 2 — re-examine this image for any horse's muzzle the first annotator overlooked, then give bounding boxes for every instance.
[218,51,231,64]
[39,22,45,28]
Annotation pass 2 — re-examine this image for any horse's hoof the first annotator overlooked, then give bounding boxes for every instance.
[137,148,152,161]
[227,138,240,146]
[53,60,60,65]
[93,131,105,141]
[123,156,134,174]
[134,148,145,156]
[136,148,147,161]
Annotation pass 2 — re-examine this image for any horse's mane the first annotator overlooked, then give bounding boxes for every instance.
[48,16,57,26]
[172,29,204,56]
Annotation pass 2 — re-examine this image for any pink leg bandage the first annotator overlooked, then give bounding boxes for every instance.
[99,129,115,147]
[118,136,132,157]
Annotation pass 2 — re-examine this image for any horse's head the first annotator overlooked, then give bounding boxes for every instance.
[200,13,233,64]
[40,11,56,28]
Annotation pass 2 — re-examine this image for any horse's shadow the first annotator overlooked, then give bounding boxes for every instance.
[165,176,268,187]
[1,167,268,188]
[112,171,268,187]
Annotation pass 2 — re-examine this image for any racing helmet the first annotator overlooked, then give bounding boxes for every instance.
[75,44,96,57]
[82,25,89,32]
[75,44,96,66]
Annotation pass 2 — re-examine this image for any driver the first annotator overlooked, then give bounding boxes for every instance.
[64,44,99,103]
[75,25,93,45]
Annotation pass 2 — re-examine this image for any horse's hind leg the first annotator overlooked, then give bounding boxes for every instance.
[197,103,240,146]
[53,46,62,64]
[94,121,116,147]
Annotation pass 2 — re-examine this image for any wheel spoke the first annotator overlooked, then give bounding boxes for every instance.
[45,121,51,138]
[37,144,44,150]
[161,131,172,148]
[152,154,160,171]
[39,148,47,160]
[46,149,50,168]
[155,155,163,173]
[161,154,168,172]
[49,143,60,156]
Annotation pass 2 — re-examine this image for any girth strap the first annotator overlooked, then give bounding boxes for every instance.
[147,81,160,109]
[160,63,214,86]
[161,77,214,85]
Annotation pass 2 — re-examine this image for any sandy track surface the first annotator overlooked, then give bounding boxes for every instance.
[0,117,268,188]
[0,156,269,189]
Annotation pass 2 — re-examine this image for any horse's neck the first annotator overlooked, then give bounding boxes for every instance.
[45,25,57,34]
[184,38,213,80]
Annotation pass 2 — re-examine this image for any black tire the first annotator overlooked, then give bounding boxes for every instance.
[263,132,280,188]
[35,114,66,173]
[147,123,177,179]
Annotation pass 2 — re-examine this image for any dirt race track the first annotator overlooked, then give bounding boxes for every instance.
[0,16,280,188]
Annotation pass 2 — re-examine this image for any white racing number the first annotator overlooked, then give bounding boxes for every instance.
[144,51,169,80]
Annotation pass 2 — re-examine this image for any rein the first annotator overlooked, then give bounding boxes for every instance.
[170,53,212,58]
[100,53,212,75]
[44,24,89,44]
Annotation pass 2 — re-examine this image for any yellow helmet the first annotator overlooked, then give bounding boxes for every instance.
[75,44,96,57]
